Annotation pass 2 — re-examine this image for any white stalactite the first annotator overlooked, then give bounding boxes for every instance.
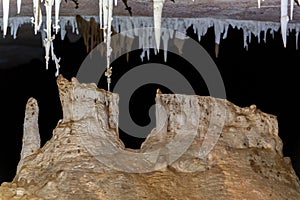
[258,0,265,8]
[102,0,109,42]
[153,0,165,52]
[290,0,294,20]
[162,30,169,62]
[43,0,61,76]
[248,31,252,44]
[281,0,289,47]
[112,16,300,60]
[99,0,114,91]
[0,0,299,72]
[17,0,21,14]
[32,0,42,35]
[51,41,61,76]
[54,0,62,34]
[106,0,113,91]
[99,0,103,29]
[44,0,52,69]
[2,0,9,36]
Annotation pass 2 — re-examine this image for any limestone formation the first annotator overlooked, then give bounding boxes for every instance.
[0,75,300,199]
[16,98,40,175]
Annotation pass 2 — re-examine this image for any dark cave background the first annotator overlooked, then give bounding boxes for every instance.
[0,24,299,183]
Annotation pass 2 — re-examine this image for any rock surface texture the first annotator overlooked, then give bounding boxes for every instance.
[1,0,300,22]
[0,75,299,199]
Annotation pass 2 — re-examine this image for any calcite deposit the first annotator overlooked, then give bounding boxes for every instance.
[0,75,299,200]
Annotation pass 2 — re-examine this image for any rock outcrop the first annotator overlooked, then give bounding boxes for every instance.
[0,75,299,200]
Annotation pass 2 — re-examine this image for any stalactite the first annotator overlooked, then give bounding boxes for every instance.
[76,15,103,53]
[281,0,289,47]
[32,0,42,35]
[99,0,103,29]
[215,44,219,58]
[2,0,9,36]
[258,0,265,8]
[54,0,62,34]
[17,0,22,14]
[112,16,300,61]
[162,30,170,62]
[105,0,113,91]
[43,0,61,76]
[296,30,299,50]
[291,0,294,20]
[98,0,115,91]
[101,0,109,42]
[174,31,187,56]
[214,21,222,58]
[126,36,134,62]
[153,0,165,52]
[0,1,299,70]
[44,0,53,70]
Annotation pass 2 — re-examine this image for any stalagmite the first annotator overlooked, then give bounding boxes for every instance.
[17,0,21,14]
[1,76,300,199]
[16,98,41,174]
[2,0,9,36]
[281,0,289,47]
[153,0,165,52]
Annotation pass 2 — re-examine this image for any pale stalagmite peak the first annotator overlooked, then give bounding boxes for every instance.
[0,0,299,77]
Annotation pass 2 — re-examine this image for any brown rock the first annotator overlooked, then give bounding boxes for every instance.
[0,75,299,200]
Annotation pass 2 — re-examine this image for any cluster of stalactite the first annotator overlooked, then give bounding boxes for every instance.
[76,15,104,53]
